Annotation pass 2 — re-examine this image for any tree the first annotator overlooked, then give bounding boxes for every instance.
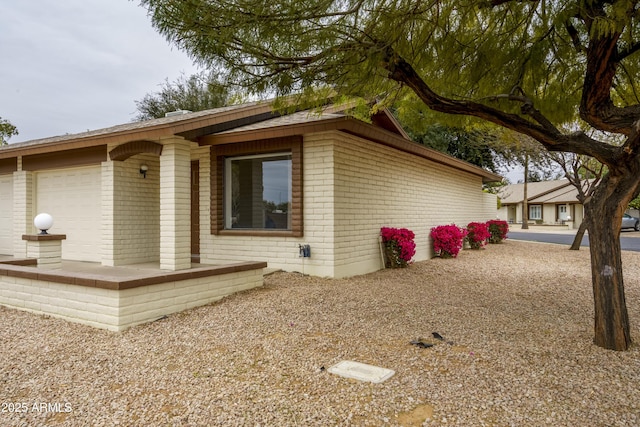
[401,123,503,172]
[142,0,640,350]
[552,152,605,250]
[134,72,231,120]
[0,117,18,145]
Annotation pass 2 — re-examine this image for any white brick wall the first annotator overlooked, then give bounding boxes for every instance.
[0,174,13,254]
[102,155,160,266]
[0,268,264,331]
[159,138,192,271]
[12,170,33,258]
[331,133,496,277]
[25,239,63,269]
[199,131,496,278]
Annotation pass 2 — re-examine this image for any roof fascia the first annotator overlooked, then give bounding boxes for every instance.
[203,116,502,183]
[0,102,277,160]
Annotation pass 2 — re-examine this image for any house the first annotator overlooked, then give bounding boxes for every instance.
[0,100,501,330]
[497,179,585,228]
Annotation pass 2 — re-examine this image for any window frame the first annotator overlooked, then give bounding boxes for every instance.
[223,152,293,231]
[211,137,303,237]
[529,204,542,220]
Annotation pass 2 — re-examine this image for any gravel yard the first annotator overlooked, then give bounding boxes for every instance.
[1,240,640,426]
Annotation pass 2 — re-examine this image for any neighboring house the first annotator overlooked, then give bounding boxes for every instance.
[0,100,500,280]
[497,179,585,228]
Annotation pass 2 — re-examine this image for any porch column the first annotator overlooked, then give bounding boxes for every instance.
[12,169,33,258]
[101,160,125,266]
[160,137,191,271]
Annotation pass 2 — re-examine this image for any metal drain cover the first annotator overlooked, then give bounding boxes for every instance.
[327,360,395,383]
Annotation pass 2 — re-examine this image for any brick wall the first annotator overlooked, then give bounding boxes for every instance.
[12,170,33,258]
[199,131,496,278]
[159,138,192,271]
[331,133,496,277]
[0,268,263,331]
[102,155,160,266]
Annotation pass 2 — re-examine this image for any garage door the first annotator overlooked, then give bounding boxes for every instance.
[36,166,101,262]
[0,175,12,255]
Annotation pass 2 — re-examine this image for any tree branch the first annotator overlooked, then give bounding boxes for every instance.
[579,2,640,134]
[382,47,619,164]
[618,41,640,61]
[487,0,540,6]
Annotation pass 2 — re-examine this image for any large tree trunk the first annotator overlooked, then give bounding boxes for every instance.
[583,174,636,350]
[569,220,588,250]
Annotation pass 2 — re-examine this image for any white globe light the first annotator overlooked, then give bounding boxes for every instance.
[34,213,54,234]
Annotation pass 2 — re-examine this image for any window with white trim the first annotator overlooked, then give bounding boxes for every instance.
[224,152,292,230]
[529,205,542,220]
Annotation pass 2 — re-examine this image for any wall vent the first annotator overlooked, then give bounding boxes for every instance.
[165,110,192,117]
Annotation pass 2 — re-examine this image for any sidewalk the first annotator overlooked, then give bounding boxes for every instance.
[510,224,640,238]
[508,224,580,234]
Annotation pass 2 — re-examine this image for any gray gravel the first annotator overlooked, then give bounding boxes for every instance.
[1,240,640,426]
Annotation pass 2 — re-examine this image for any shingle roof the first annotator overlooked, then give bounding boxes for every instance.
[0,99,502,183]
[498,179,572,204]
[2,103,257,150]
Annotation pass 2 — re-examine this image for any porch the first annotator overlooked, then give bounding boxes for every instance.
[0,256,266,331]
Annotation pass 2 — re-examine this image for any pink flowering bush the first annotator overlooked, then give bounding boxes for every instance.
[430,224,467,258]
[380,227,416,268]
[466,222,491,249]
[487,219,509,243]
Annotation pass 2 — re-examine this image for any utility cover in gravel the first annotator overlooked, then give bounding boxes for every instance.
[328,360,395,383]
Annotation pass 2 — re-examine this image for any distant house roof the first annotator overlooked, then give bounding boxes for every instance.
[0,99,502,183]
[498,179,574,204]
[529,185,581,203]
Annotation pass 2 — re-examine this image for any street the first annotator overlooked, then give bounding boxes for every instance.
[508,229,640,252]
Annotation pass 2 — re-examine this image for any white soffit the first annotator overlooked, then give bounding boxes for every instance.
[327,360,395,383]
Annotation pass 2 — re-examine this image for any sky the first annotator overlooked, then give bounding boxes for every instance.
[0,1,524,181]
[0,0,200,144]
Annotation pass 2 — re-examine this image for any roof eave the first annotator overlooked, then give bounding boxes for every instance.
[0,102,277,160]
[203,116,502,183]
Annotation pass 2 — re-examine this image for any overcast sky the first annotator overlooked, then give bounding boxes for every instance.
[0,0,200,143]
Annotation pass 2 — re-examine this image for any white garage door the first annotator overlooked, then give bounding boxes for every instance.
[0,175,12,255]
[36,166,101,262]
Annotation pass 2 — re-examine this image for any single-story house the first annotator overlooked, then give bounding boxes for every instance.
[497,179,585,228]
[0,100,501,330]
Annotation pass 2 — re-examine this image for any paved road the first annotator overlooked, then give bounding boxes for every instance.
[508,231,640,252]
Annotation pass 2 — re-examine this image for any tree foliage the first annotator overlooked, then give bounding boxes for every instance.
[0,117,18,145]
[142,0,640,350]
[134,72,232,120]
[402,123,503,172]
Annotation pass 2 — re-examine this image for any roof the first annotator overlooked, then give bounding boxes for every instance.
[498,179,582,204]
[529,185,581,203]
[0,101,275,158]
[0,99,502,183]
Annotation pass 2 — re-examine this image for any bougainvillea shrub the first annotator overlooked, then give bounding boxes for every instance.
[430,224,467,258]
[487,219,509,243]
[466,222,491,249]
[380,227,416,267]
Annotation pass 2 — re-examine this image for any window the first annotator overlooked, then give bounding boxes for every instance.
[210,136,303,236]
[224,153,292,230]
[529,205,542,220]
